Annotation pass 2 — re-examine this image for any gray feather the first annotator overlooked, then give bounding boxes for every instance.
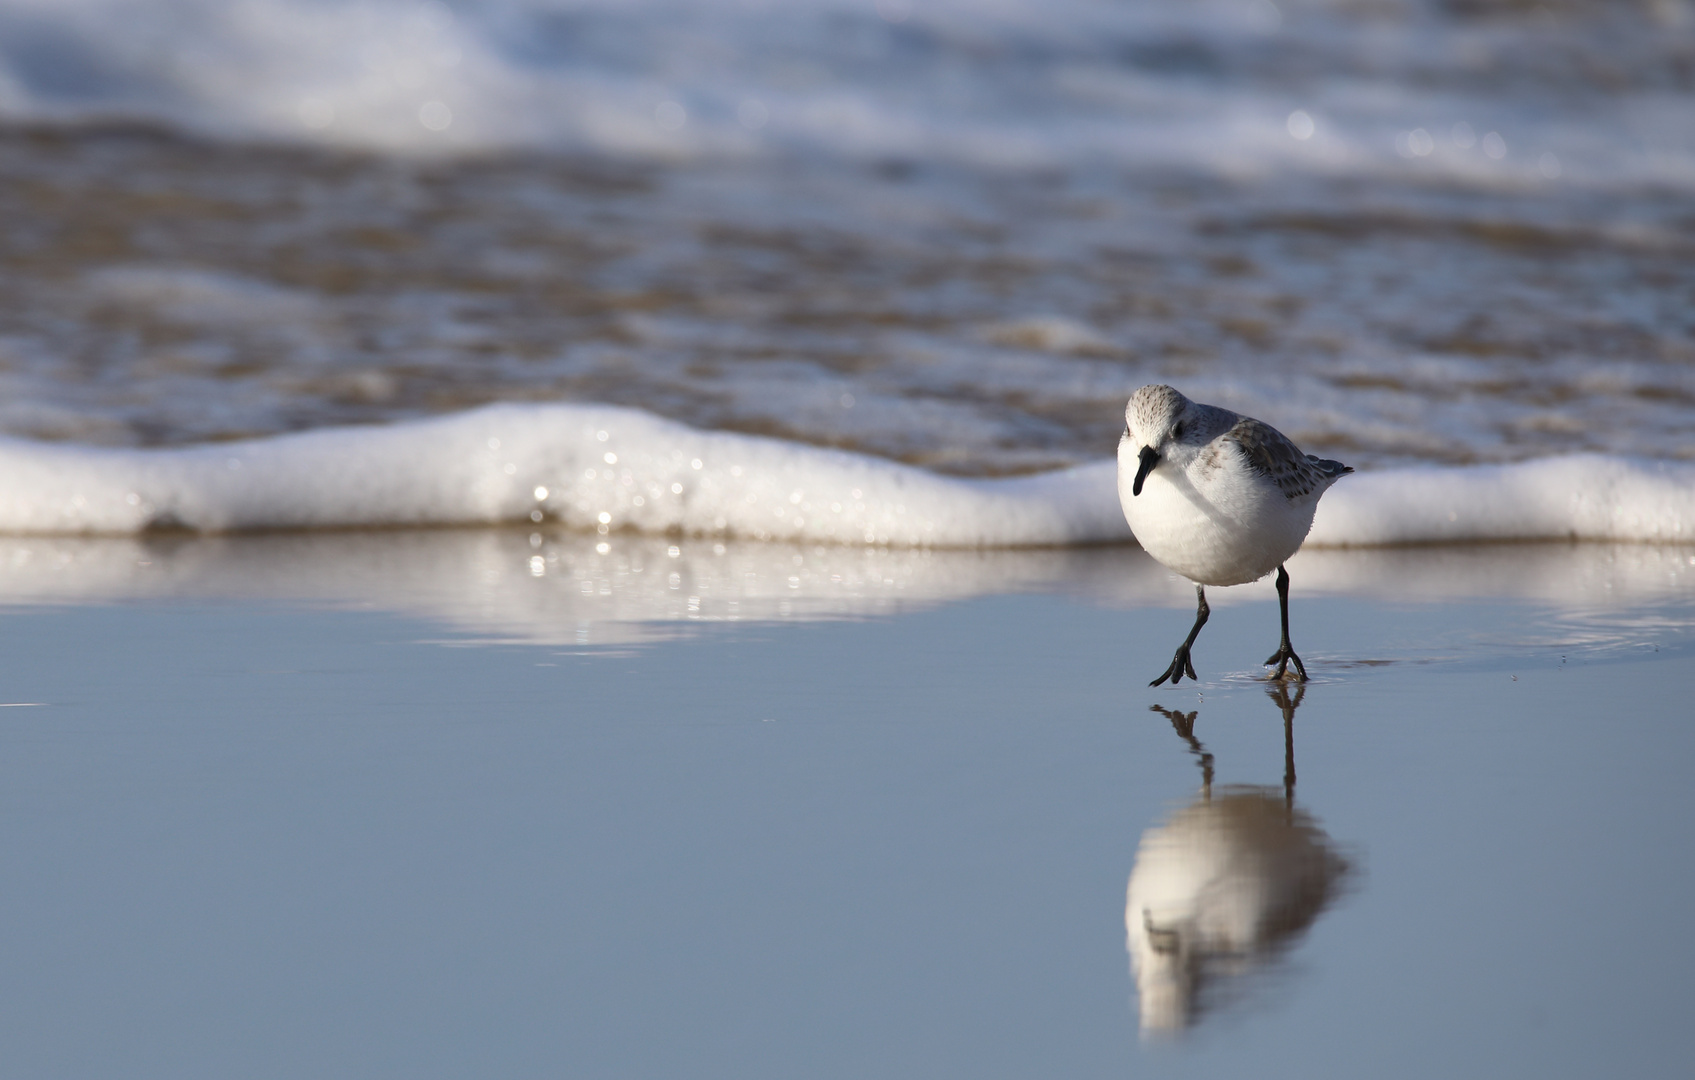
[1225,418,1352,500]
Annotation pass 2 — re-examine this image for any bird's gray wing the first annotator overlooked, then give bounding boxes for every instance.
[1225,418,1350,500]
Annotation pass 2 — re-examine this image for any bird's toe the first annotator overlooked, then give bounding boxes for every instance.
[1150,648,1191,687]
[1263,646,1308,683]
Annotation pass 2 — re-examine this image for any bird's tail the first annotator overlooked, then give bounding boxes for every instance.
[1306,455,1353,479]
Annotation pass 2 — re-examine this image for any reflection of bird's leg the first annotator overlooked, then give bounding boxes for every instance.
[1265,681,1305,810]
[1152,585,1209,687]
[1263,564,1308,682]
[1149,704,1198,740]
[1150,704,1213,796]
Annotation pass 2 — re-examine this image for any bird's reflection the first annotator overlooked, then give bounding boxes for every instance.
[1126,685,1352,1035]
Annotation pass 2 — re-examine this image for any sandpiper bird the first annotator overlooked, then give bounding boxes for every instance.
[1118,385,1351,686]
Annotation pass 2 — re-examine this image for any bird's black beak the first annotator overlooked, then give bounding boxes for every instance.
[1132,445,1159,496]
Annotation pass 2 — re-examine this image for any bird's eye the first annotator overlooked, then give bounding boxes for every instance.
[1172,423,1184,440]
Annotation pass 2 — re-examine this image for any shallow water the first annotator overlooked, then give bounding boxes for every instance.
[1,1,1692,475]
[4,123,1692,474]
[5,531,1693,647]
[2,4,1692,1072]
[0,540,1691,1077]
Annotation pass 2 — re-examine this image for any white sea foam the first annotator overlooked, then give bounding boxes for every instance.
[0,403,1122,545]
[0,403,1690,548]
[1309,456,1695,547]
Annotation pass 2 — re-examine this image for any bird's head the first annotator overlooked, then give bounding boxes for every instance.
[1124,384,1194,496]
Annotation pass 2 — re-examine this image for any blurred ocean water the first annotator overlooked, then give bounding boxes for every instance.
[0,0,1690,496]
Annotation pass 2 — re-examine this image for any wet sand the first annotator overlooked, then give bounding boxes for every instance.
[0,536,1691,1077]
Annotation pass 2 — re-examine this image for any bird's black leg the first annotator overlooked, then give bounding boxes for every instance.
[1263,564,1308,682]
[1151,585,1209,687]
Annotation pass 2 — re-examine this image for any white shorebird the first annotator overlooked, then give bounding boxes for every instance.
[1118,385,1351,686]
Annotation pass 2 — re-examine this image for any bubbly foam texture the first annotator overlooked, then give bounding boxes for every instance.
[1,403,1690,548]
[1311,457,1695,547]
[0,403,1123,545]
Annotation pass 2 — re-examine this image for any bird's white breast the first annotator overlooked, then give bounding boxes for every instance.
[1117,437,1316,587]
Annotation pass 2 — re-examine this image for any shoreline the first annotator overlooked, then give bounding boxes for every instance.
[3,529,1690,651]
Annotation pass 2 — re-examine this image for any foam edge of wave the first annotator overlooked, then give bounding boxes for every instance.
[0,404,1689,548]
